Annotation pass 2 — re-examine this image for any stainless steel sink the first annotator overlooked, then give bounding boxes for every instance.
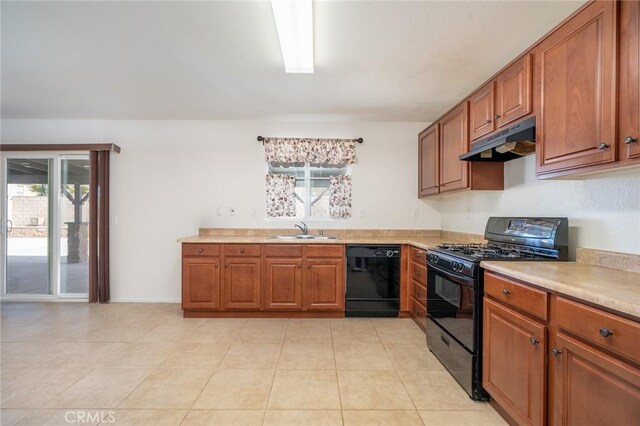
[270,235,338,240]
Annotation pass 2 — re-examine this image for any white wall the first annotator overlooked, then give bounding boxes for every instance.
[1,119,438,301]
[439,155,640,257]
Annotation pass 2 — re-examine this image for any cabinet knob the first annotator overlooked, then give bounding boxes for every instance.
[598,143,610,151]
[224,263,229,268]
[495,114,501,120]
[486,119,492,124]
[529,337,540,346]
[307,265,311,269]
[502,289,511,296]
[416,271,421,276]
[297,264,301,269]
[551,348,562,356]
[240,248,245,253]
[215,263,219,268]
[624,136,638,145]
[599,328,614,338]
[198,248,204,253]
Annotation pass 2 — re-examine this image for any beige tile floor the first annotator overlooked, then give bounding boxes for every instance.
[0,302,507,426]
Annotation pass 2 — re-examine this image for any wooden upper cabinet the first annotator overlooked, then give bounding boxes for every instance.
[536,0,618,176]
[221,257,261,310]
[469,82,496,140]
[263,258,303,310]
[418,124,439,197]
[304,258,345,311]
[619,0,640,162]
[483,298,546,426]
[182,256,220,309]
[551,332,640,426]
[439,103,469,193]
[496,54,532,128]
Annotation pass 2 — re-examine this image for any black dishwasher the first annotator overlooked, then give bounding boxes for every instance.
[346,245,401,317]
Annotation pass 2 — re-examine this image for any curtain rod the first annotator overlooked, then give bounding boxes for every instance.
[257,136,363,144]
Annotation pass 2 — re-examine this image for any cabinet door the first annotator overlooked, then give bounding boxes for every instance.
[418,125,439,197]
[221,257,261,310]
[304,258,345,311]
[264,258,303,310]
[439,104,470,193]
[182,257,220,309]
[483,298,546,426]
[496,55,532,128]
[550,333,640,426]
[619,0,640,161]
[536,0,617,175]
[469,82,496,140]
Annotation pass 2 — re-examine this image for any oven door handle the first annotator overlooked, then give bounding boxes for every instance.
[428,263,475,287]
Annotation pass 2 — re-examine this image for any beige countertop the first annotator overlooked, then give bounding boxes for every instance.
[177,235,459,251]
[481,261,640,319]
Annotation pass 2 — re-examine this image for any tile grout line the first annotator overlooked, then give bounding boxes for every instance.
[330,319,346,426]
[261,319,288,426]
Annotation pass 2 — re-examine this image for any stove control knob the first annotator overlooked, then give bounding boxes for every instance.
[434,255,439,263]
[386,250,394,257]
[457,263,464,273]
[451,261,458,271]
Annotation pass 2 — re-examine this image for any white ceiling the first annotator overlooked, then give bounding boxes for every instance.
[1,0,586,121]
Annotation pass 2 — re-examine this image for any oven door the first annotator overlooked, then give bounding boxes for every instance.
[426,263,477,352]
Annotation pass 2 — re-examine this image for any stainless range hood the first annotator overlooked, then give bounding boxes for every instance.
[460,116,536,162]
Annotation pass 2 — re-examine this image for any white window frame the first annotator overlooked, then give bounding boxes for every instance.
[266,162,349,221]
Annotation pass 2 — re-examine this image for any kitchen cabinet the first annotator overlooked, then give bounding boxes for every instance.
[418,125,439,196]
[264,258,303,310]
[469,55,532,143]
[221,257,262,310]
[496,54,532,128]
[408,246,427,330]
[484,271,640,426]
[550,332,640,426]
[535,0,618,176]
[469,82,495,141]
[182,257,220,309]
[440,104,470,193]
[619,0,640,162]
[483,297,546,426]
[418,102,504,198]
[304,258,345,311]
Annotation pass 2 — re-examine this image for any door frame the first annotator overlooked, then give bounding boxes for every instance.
[0,151,88,301]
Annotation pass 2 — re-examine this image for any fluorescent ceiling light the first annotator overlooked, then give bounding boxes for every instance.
[271,0,314,73]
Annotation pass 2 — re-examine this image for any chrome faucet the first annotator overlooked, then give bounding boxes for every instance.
[294,221,308,235]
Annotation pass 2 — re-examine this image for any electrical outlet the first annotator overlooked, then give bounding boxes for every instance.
[359,208,365,218]
[228,207,235,216]
[110,215,118,226]
[216,207,222,216]
[412,208,419,219]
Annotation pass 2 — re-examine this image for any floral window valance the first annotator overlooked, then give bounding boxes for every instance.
[263,137,357,165]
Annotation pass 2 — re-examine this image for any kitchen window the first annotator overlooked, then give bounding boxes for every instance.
[267,162,349,220]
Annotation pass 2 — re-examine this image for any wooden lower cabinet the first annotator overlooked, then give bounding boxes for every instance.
[182,257,220,309]
[263,258,303,310]
[304,258,345,311]
[483,297,547,426]
[550,332,640,426]
[221,257,261,310]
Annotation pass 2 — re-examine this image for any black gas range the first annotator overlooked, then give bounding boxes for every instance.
[425,217,568,400]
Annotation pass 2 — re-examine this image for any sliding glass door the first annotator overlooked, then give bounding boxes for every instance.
[1,154,90,299]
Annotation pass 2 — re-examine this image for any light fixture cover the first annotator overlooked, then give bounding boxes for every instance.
[271,0,314,73]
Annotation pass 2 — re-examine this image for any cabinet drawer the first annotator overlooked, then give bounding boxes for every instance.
[409,261,427,285]
[409,297,427,330]
[264,244,303,258]
[485,272,548,321]
[411,280,427,304]
[223,244,262,257]
[409,246,427,265]
[557,297,640,363]
[305,244,344,258]
[183,243,221,257]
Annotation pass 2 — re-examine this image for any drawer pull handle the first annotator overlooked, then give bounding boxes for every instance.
[240,248,245,253]
[214,264,219,268]
[198,248,204,253]
[598,143,610,151]
[224,263,229,268]
[297,264,301,269]
[623,136,637,145]
[307,265,311,269]
[529,337,540,346]
[502,289,511,296]
[599,328,614,338]
[416,271,421,276]
[551,348,562,357]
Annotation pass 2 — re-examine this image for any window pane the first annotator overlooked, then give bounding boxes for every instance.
[310,166,346,178]
[60,158,90,295]
[310,178,331,218]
